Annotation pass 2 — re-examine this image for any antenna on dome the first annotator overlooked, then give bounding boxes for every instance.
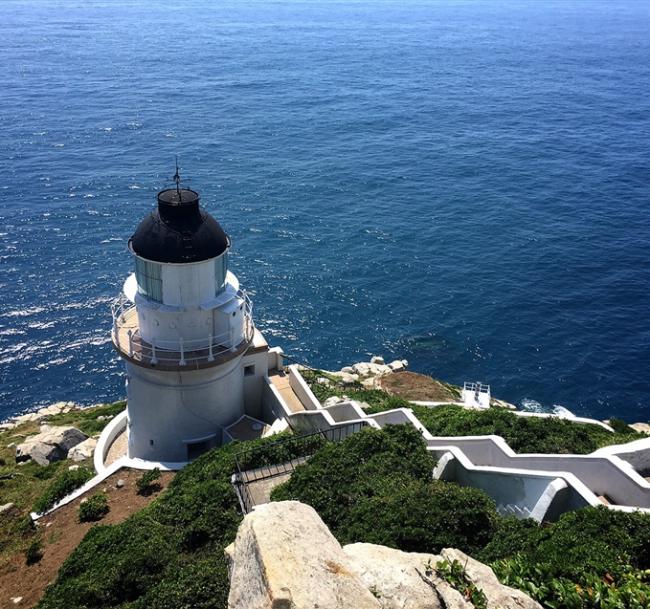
[173,156,182,202]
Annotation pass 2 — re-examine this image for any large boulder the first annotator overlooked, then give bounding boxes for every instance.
[226,502,541,609]
[440,548,542,609]
[343,543,470,609]
[15,426,88,466]
[67,437,97,462]
[226,501,381,609]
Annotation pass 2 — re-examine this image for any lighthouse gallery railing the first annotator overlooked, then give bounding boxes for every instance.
[111,291,254,367]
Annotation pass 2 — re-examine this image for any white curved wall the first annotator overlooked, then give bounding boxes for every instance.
[134,269,246,347]
[126,355,245,462]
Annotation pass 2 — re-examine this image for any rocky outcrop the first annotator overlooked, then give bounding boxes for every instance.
[343,543,469,609]
[0,402,78,430]
[631,422,650,435]
[15,426,88,466]
[67,437,97,462]
[226,502,541,609]
[226,501,381,609]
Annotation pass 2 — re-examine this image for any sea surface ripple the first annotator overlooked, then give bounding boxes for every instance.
[1,0,649,422]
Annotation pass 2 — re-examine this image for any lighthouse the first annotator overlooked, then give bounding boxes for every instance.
[111,179,274,463]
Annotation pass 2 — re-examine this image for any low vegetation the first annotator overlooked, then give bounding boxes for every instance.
[136,468,162,496]
[481,510,650,608]
[436,559,488,609]
[271,425,498,554]
[37,431,323,609]
[4,391,646,609]
[78,493,109,522]
[32,466,94,514]
[301,369,644,453]
[0,400,125,564]
[272,424,650,609]
[25,537,44,565]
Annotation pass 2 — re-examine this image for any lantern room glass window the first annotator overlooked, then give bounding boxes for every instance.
[135,257,163,302]
[215,252,228,294]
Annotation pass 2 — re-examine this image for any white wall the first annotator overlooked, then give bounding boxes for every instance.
[161,258,217,307]
[126,355,245,462]
[241,350,271,420]
[288,365,321,410]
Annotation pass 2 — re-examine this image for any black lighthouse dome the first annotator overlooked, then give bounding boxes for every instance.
[129,188,229,264]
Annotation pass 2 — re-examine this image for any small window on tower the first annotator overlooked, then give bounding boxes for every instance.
[135,257,163,303]
[215,252,228,294]
[244,364,255,377]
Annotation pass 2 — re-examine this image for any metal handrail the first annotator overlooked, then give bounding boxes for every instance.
[232,421,368,514]
[464,381,490,393]
[111,291,254,366]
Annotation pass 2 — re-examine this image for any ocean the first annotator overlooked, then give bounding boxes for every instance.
[1,0,649,423]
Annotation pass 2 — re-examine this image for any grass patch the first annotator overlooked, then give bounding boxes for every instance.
[33,466,94,514]
[136,468,162,496]
[0,400,125,565]
[78,493,109,523]
[386,404,644,454]
[46,401,126,436]
[37,430,322,609]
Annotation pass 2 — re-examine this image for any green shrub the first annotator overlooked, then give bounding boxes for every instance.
[130,556,230,609]
[38,433,308,609]
[78,493,109,522]
[302,369,643,454]
[484,507,650,609]
[32,466,94,514]
[25,537,43,565]
[608,417,634,434]
[136,468,162,496]
[370,404,643,454]
[272,425,498,555]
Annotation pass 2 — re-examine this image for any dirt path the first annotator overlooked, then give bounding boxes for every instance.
[378,371,461,402]
[0,468,174,609]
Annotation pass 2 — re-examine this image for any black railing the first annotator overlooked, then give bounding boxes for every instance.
[232,421,367,514]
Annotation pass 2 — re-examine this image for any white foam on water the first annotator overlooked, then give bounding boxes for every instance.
[519,398,544,413]
[552,404,576,418]
[1,306,47,318]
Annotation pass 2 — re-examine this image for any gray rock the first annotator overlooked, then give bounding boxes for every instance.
[67,437,97,461]
[11,597,23,605]
[388,360,406,372]
[343,543,469,609]
[323,396,345,408]
[631,422,650,435]
[370,355,385,365]
[440,548,542,609]
[227,501,381,609]
[13,412,40,424]
[340,373,359,385]
[353,362,373,376]
[116,479,125,488]
[0,502,16,518]
[341,366,355,374]
[68,464,80,471]
[16,426,88,466]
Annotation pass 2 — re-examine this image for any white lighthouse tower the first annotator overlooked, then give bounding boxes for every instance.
[111,180,271,463]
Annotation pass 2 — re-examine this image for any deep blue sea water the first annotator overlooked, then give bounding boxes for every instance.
[2,0,649,422]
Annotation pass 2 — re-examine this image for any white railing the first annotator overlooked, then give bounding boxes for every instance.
[111,291,254,367]
[464,382,490,394]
